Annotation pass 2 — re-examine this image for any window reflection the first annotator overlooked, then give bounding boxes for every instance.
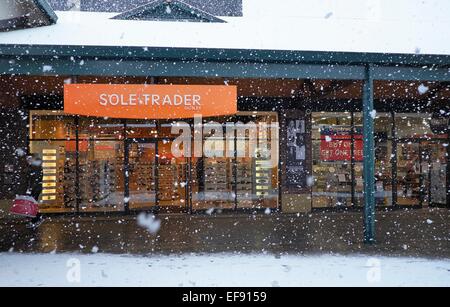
[29,140,77,213]
[77,117,125,212]
[29,111,279,213]
[311,112,354,208]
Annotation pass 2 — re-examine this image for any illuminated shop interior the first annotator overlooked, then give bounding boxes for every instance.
[0,75,448,213]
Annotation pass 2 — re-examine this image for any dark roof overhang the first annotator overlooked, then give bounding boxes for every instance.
[0,0,57,32]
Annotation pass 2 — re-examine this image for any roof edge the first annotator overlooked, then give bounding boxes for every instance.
[0,44,449,67]
[111,0,226,23]
[34,0,58,25]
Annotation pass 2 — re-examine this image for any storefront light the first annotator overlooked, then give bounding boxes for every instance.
[42,195,56,201]
[43,149,57,154]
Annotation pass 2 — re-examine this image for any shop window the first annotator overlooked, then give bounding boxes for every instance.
[351,112,394,207]
[395,113,434,139]
[29,140,77,213]
[157,137,188,211]
[78,118,125,212]
[193,118,235,210]
[78,117,124,140]
[395,113,430,206]
[234,112,279,209]
[30,110,76,140]
[424,141,448,206]
[374,113,393,206]
[77,139,125,212]
[127,141,157,210]
[311,112,354,208]
[396,142,422,205]
[126,120,158,139]
[312,112,396,208]
[191,112,279,211]
[394,113,447,206]
[29,110,280,213]
[351,113,364,207]
[29,111,77,213]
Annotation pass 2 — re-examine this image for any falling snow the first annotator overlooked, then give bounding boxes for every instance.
[0,0,449,289]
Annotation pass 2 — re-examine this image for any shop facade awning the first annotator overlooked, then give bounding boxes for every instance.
[63,84,237,119]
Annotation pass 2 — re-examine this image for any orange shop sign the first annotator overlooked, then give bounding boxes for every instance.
[64,84,237,119]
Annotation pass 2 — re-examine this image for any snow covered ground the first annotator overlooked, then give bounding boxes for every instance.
[0,253,449,287]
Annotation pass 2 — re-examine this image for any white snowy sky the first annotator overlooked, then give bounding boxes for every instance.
[0,0,449,55]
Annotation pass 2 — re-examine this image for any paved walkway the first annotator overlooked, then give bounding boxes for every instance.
[0,206,449,258]
[2,253,450,286]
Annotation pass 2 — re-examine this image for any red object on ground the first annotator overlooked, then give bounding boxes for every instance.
[10,195,39,218]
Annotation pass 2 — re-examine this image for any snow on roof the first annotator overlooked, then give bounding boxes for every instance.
[0,0,449,56]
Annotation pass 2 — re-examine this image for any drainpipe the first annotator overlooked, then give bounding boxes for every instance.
[362,65,376,244]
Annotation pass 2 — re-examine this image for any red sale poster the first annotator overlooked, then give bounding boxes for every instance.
[320,127,363,162]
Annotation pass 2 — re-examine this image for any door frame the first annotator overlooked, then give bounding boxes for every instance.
[395,138,425,207]
[419,138,449,207]
[124,138,158,212]
[395,137,448,207]
[124,137,189,213]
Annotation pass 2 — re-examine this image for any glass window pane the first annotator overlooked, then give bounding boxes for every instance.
[191,117,234,210]
[425,141,448,206]
[235,112,279,209]
[190,112,279,211]
[126,120,157,139]
[311,112,353,208]
[351,113,364,207]
[353,112,394,207]
[78,140,125,212]
[374,113,393,206]
[395,113,434,138]
[79,118,124,140]
[157,138,188,211]
[30,111,76,140]
[29,140,77,213]
[375,112,392,138]
[159,120,192,138]
[128,141,157,210]
[396,142,421,205]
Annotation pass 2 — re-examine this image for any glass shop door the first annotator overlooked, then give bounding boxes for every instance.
[420,140,448,206]
[157,138,189,213]
[125,138,188,213]
[126,140,158,211]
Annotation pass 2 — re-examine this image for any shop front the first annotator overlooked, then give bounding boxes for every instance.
[310,110,449,210]
[0,0,449,245]
[28,83,280,213]
[23,78,449,215]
